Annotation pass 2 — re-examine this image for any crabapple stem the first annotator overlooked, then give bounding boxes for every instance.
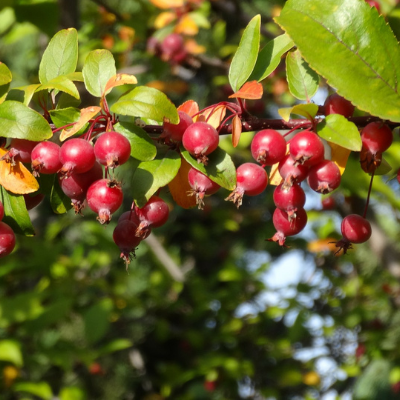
[363,170,375,219]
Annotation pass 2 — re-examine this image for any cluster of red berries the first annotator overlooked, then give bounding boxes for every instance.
[147,33,188,65]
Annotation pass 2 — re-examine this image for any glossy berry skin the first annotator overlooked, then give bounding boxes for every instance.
[341,214,372,244]
[307,160,341,194]
[87,179,123,224]
[270,208,307,246]
[273,183,305,219]
[163,111,193,143]
[324,93,355,118]
[182,122,219,164]
[0,200,4,221]
[278,154,309,187]
[59,138,96,178]
[321,196,336,210]
[361,122,393,154]
[137,196,169,228]
[24,193,45,210]
[5,139,37,164]
[31,141,62,176]
[113,220,142,266]
[289,131,325,167]
[94,131,131,168]
[251,129,286,166]
[188,167,220,209]
[0,221,16,258]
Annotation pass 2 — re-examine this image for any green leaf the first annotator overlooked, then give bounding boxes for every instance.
[0,100,52,140]
[111,86,179,124]
[14,382,53,400]
[250,33,294,82]
[374,157,392,176]
[229,14,261,92]
[278,103,318,122]
[36,76,80,99]
[12,84,41,106]
[132,150,181,207]
[0,186,35,236]
[0,62,12,85]
[84,299,113,344]
[39,28,78,84]
[275,0,400,122]
[82,49,116,97]
[60,387,86,400]
[99,339,132,355]
[49,107,81,128]
[181,147,237,190]
[64,72,84,82]
[286,49,319,101]
[317,114,362,151]
[0,340,23,366]
[50,176,72,214]
[114,122,157,161]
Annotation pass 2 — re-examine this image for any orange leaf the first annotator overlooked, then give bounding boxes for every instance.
[329,142,351,175]
[195,104,226,129]
[177,100,199,117]
[229,81,263,100]
[175,14,198,35]
[269,143,290,186]
[60,106,101,141]
[103,74,137,96]
[168,156,197,209]
[307,238,338,253]
[231,115,242,148]
[150,0,185,9]
[154,11,176,29]
[0,148,39,194]
[184,38,206,55]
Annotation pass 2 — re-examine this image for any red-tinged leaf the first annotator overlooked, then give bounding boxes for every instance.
[0,148,39,194]
[60,106,101,141]
[178,100,199,117]
[229,81,263,100]
[168,156,197,209]
[103,74,137,96]
[195,104,226,129]
[231,115,242,148]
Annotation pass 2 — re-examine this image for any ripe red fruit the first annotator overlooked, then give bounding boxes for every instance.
[278,154,309,187]
[361,122,393,154]
[118,210,151,239]
[307,160,341,194]
[251,129,286,166]
[135,196,169,238]
[162,111,193,143]
[268,207,308,246]
[273,183,306,221]
[113,219,142,267]
[59,138,96,178]
[31,141,62,177]
[94,131,131,168]
[289,131,325,167]
[86,179,123,224]
[324,93,355,118]
[2,139,37,165]
[225,163,268,208]
[188,167,220,209]
[24,193,45,210]
[88,362,105,375]
[182,122,219,165]
[161,33,186,62]
[0,221,16,258]
[0,200,4,221]
[341,214,372,244]
[321,196,336,210]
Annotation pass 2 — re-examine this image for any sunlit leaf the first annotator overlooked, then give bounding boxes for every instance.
[60,106,101,141]
[195,104,226,129]
[175,14,198,35]
[103,73,137,96]
[329,142,351,175]
[229,81,263,100]
[0,340,23,366]
[154,11,176,29]
[178,100,199,117]
[149,0,184,8]
[278,103,318,122]
[36,76,79,99]
[14,381,53,400]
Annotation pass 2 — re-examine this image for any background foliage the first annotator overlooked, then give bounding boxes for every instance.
[2,0,400,399]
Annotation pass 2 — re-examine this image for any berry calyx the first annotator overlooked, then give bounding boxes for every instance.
[182,122,219,165]
[307,160,341,194]
[324,93,355,118]
[135,195,169,238]
[162,111,193,143]
[289,131,325,167]
[278,154,309,188]
[86,179,123,224]
[273,183,306,221]
[113,219,142,268]
[31,141,62,177]
[0,221,16,258]
[225,163,268,208]
[59,138,96,179]
[188,167,220,209]
[94,131,131,168]
[250,129,286,166]
[268,207,308,247]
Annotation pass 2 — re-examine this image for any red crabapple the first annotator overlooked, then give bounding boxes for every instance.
[86,179,123,224]
[162,111,193,143]
[161,33,187,63]
[182,122,219,165]
[2,139,37,165]
[278,154,309,188]
[24,193,45,210]
[94,131,131,168]
[361,122,393,154]
[289,131,325,167]
[307,160,341,194]
[118,210,151,239]
[135,195,169,238]
[268,207,308,246]
[113,219,142,268]
[0,221,16,258]
[324,93,355,118]
[321,196,336,210]
[273,183,306,221]
[31,141,62,177]
[188,167,220,209]
[225,163,268,208]
[251,129,286,166]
